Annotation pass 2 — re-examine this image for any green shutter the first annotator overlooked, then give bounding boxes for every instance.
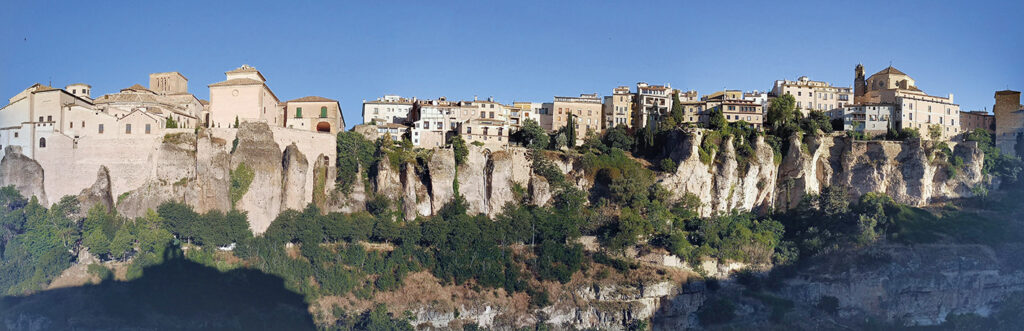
[296,107,302,118]
[320,106,327,118]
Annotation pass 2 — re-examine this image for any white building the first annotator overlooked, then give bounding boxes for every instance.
[362,95,414,125]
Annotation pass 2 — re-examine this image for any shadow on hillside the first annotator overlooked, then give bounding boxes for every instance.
[0,246,315,330]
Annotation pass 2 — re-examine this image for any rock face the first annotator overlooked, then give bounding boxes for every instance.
[232,122,284,234]
[116,133,198,219]
[428,149,456,214]
[281,144,309,212]
[0,146,47,204]
[329,165,367,214]
[660,131,989,216]
[487,151,515,216]
[194,131,231,213]
[458,145,490,215]
[77,166,114,213]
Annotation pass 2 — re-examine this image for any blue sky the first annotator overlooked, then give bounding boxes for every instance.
[2,0,1022,128]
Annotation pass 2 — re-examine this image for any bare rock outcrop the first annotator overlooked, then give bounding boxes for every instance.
[77,166,114,213]
[458,145,490,215]
[375,155,403,200]
[487,151,516,216]
[117,133,199,219]
[0,146,47,205]
[194,131,231,213]
[428,149,456,213]
[401,163,431,220]
[329,164,367,214]
[231,122,283,234]
[281,144,309,211]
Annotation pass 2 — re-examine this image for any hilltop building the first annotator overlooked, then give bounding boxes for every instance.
[362,95,414,125]
[994,90,1024,154]
[634,82,672,129]
[283,96,345,134]
[960,110,995,134]
[854,65,960,139]
[770,76,853,116]
[603,86,633,129]
[833,104,896,137]
[550,93,603,143]
[703,90,763,128]
[207,65,281,129]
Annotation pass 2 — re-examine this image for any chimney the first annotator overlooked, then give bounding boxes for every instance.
[474,95,478,101]
[948,93,954,103]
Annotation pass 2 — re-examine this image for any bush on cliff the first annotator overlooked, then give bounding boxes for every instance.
[336,131,377,194]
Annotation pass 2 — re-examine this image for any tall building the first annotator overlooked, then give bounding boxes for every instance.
[207,65,281,128]
[993,90,1024,154]
[362,95,414,125]
[770,76,853,116]
[602,86,633,129]
[857,66,960,139]
[549,93,603,138]
[634,82,672,129]
[959,110,995,134]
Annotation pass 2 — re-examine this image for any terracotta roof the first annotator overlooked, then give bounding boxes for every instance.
[286,96,337,103]
[199,99,210,105]
[209,78,264,87]
[871,66,907,77]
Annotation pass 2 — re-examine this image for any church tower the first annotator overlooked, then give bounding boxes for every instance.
[854,64,866,104]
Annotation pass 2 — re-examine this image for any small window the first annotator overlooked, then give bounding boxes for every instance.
[296,107,303,118]
[39,116,43,122]
[70,122,74,128]
[320,106,327,118]
[145,123,151,134]
[82,121,85,127]
[14,132,18,138]
[47,115,52,122]
[126,124,132,134]
[98,124,104,134]
[39,138,46,148]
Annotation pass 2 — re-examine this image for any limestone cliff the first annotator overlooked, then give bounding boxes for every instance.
[232,122,284,234]
[77,166,114,214]
[0,146,47,205]
[281,144,309,212]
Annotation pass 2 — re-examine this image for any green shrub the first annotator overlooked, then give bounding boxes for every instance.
[698,298,736,326]
[229,163,255,208]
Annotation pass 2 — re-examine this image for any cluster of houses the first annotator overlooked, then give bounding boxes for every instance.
[0,65,345,160]
[362,65,1024,154]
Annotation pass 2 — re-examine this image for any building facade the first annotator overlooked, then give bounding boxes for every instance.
[994,90,1024,154]
[833,104,895,136]
[549,93,603,138]
[634,82,672,129]
[770,76,852,116]
[704,91,763,128]
[208,65,281,129]
[857,66,960,140]
[362,95,414,125]
[603,86,633,129]
[959,110,995,134]
[283,96,345,134]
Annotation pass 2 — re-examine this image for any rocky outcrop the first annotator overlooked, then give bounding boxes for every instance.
[661,131,989,216]
[458,145,490,215]
[0,146,46,204]
[428,149,456,213]
[117,133,199,219]
[375,156,402,200]
[194,131,231,213]
[487,151,515,216]
[77,166,114,213]
[231,122,283,234]
[281,144,308,212]
[329,165,367,214]
[401,164,431,221]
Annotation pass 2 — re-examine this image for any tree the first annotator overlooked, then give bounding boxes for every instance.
[707,108,728,131]
[928,124,943,141]
[165,116,178,129]
[766,94,797,132]
[336,131,377,193]
[602,125,634,151]
[566,114,576,148]
[451,135,468,166]
[512,119,549,149]
[234,116,240,129]
[671,91,685,124]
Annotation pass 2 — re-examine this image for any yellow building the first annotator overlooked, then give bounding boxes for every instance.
[994,90,1023,154]
[550,93,603,139]
[283,96,345,134]
[602,86,633,129]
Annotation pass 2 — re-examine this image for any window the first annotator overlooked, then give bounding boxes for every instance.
[98,124,104,134]
[320,106,327,118]
[14,132,17,138]
[296,107,303,118]
[82,121,85,127]
[39,138,46,148]
[480,111,486,118]
[126,124,132,134]
[467,127,472,134]
[39,116,43,122]
[145,123,151,134]
[489,112,494,119]
[70,122,74,128]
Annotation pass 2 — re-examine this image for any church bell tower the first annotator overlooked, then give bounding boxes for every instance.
[854,64,867,105]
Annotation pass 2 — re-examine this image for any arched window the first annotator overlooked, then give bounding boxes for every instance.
[320,106,327,118]
[39,138,46,148]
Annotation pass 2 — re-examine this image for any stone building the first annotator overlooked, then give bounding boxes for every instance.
[770,76,853,116]
[460,118,510,150]
[703,91,763,128]
[550,93,603,143]
[855,66,960,140]
[93,72,202,130]
[362,95,414,125]
[959,110,995,134]
[603,86,633,129]
[634,82,672,129]
[207,65,281,129]
[994,90,1023,154]
[283,96,345,134]
[833,104,896,136]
